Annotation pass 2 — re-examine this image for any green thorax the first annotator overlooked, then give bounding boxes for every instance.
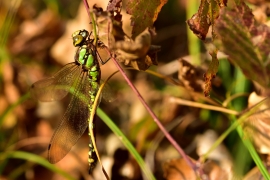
[76,45,96,70]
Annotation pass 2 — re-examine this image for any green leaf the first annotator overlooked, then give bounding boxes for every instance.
[126,0,168,38]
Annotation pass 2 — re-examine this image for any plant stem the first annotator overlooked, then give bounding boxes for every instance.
[82,0,91,18]
[170,97,238,115]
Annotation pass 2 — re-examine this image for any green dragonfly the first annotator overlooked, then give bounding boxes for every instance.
[31,29,109,172]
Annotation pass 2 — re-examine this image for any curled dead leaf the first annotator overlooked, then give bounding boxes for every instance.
[204,50,219,97]
[115,28,151,57]
[114,28,160,70]
[187,0,226,40]
[178,59,205,92]
[178,59,221,95]
[107,0,122,22]
[93,5,125,49]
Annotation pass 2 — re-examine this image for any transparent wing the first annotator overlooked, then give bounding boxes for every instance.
[30,63,80,102]
[48,70,92,163]
[100,80,116,103]
[96,44,111,64]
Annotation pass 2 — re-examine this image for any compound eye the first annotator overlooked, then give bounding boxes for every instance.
[81,31,88,38]
[73,35,83,47]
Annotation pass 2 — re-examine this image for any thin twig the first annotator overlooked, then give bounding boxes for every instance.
[222,92,249,107]
[82,0,91,18]
[170,97,239,115]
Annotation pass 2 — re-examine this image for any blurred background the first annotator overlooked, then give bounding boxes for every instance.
[1,0,269,179]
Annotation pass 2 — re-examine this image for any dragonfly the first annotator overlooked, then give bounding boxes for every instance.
[31,29,109,172]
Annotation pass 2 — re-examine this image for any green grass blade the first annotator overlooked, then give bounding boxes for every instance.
[0,0,21,48]
[234,117,270,179]
[231,69,269,178]
[0,151,76,180]
[97,108,156,180]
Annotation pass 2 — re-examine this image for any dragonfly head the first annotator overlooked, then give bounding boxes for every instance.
[72,29,89,47]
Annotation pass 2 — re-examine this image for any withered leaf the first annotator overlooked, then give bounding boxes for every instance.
[107,0,122,22]
[178,59,221,95]
[126,0,168,39]
[93,6,125,49]
[187,0,227,40]
[245,93,270,155]
[214,2,270,88]
[178,59,205,93]
[163,158,228,180]
[114,28,160,71]
[204,50,219,97]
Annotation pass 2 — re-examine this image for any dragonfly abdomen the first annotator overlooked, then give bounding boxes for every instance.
[86,50,101,173]
[87,70,100,173]
[88,123,98,173]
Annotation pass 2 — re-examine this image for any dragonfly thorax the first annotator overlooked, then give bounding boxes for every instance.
[76,45,98,72]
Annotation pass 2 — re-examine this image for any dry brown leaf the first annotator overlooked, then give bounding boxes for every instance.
[178,59,205,92]
[187,0,227,40]
[163,158,229,180]
[203,50,219,97]
[107,0,122,22]
[245,92,270,154]
[178,59,221,94]
[93,5,125,50]
[163,158,197,180]
[115,28,159,70]
[202,160,229,180]
[243,165,270,180]
[126,0,168,38]
[214,2,270,89]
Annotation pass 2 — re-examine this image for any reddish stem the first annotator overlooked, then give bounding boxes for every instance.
[82,0,91,18]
